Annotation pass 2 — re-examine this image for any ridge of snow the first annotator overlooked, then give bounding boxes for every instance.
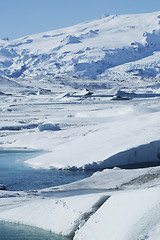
[0,193,109,237]
[74,187,160,240]
[0,11,160,81]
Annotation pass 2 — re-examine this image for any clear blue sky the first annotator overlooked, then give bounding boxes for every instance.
[0,0,159,40]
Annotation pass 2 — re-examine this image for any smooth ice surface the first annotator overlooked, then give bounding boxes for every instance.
[0,193,109,237]
[74,187,160,240]
[23,101,160,170]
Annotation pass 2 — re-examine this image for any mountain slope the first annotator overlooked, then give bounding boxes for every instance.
[0,11,160,81]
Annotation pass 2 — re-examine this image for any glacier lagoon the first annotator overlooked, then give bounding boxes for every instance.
[0,149,94,191]
[0,149,94,239]
[0,147,159,192]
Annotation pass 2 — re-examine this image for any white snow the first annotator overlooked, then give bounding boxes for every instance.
[43,166,160,192]
[0,193,109,237]
[1,166,160,239]
[1,10,160,240]
[74,187,160,240]
[14,101,160,170]
[0,11,160,80]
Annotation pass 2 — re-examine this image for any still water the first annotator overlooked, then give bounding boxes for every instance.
[0,221,70,240]
[0,148,94,239]
[0,149,94,191]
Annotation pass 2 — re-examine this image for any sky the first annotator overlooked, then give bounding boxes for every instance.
[0,0,160,40]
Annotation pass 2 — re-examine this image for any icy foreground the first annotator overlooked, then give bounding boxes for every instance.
[74,187,160,240]
[0,192,109,237]
[1,11,160,240]
[1,85,160,239]
[1,167,160,239]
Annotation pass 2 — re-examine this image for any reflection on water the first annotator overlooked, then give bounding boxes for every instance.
[0,221,70,240]
[0,149,94,191]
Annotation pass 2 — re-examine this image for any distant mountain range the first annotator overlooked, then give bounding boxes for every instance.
[0,11,160,81]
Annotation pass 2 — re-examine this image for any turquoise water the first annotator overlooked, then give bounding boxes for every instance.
[0,149,93,239]
[0,221,70,240]
[0,149,94,191]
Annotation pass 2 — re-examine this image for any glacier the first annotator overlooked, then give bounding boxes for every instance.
[0,11,160,240]
[0,11,160,81]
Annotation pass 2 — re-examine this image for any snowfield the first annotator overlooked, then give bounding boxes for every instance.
[0,11,160,80]
[0,192,109,237]
[1,11,160,240]
[74,187,160,240]
[1,167,160,239]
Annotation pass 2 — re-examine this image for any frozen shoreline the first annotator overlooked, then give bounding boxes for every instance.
[1,166,160,239]
[1,80,160,239]
[1,10,160,239]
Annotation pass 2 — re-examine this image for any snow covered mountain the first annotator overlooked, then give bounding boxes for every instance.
[1,11,160,82]
[1,12,160,240]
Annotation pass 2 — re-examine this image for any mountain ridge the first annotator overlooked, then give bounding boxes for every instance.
[0,11,160,82]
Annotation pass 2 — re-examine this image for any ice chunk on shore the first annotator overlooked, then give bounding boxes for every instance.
[38,123,61,132]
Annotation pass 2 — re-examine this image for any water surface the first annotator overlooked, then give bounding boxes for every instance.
[0,149,94,191]
[0,149,92,239]
[0,221,70,240]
